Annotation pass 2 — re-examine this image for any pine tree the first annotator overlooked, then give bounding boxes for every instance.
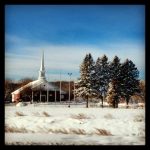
[120,59,140,107]
[106,56,122,108]
[109,56,121,81]
[94,55,110,107]
[75,53,98,108]
[106,81,119,108]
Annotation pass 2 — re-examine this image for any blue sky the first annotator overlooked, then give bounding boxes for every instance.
[5,5,145,81]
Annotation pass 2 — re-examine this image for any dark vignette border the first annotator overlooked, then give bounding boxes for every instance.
[0,0,149,150]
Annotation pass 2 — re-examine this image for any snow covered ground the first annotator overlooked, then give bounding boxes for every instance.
[5,102,145,145]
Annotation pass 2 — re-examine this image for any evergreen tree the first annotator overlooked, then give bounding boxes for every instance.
[109,56,121,81]
[75,53,98,108]
[106,81,119,108]
[94,55,110,107]
[106,56,122,108]
[120,59,140,107]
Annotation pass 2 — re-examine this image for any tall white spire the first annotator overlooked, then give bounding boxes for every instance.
[38,50,46,80]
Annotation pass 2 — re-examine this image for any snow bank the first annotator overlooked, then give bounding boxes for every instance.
[5,104,145,145]
[5,133,145,145]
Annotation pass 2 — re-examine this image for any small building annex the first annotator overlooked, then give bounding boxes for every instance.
[11,51,67,103]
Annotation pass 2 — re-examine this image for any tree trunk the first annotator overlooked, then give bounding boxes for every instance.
[115,97,118,108]
[86,96,89,108]
[126,97,129,108]
[102,96,104,108]
[113,99,115,108]
[115,100,118,108]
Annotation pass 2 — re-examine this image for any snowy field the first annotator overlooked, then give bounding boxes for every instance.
[5,102,145,145]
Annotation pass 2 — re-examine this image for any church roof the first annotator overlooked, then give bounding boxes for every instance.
[11,51,66,95]
[11,79,66,94]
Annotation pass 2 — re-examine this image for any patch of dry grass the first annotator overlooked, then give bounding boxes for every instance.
[48,128,86,135]
[71,113,90,120]
[15,111,25,116]
[69,128,86,135]
[48,127,111,136]
[5,125,27,133]
[94,128,112,136]
[32,112,51,117]
[5,124,113,136]
[48,128,69,134]
[43,111,50,117]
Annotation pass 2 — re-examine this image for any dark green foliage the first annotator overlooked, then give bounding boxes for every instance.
[119,59,140,106]
[94,55,110,107]
[106,56,122,108]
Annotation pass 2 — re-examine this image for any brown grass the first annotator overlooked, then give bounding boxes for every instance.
[56,128,68,134]
[5,125,113,136]
[5,125,27,133]
[48,128,69,134]
[48,128,111,136]
[94,128,112,136]
[48,128,86,135]
[15,111,25,116]
[69,128,86,135]
[43,111,50,117]
[71,113,90,120]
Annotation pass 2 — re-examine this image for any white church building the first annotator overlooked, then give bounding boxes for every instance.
[11,51,66,103]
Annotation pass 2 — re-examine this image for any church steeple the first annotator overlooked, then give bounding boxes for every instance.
[38,50,46,80]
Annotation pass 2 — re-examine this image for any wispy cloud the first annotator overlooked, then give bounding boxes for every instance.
[5,35,145,81]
